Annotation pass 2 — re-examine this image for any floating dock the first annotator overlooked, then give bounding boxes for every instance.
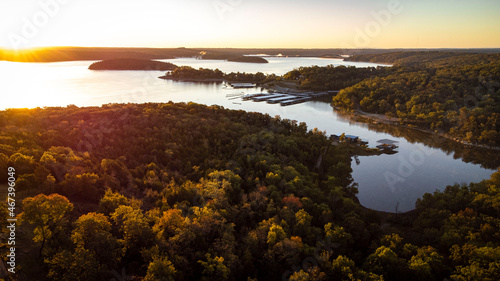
[230,83,255,89]
[252,94,287,102]
[242,93,267,100]
[237,90,335,106]
[266,95,303,104]
[280,97,312,106]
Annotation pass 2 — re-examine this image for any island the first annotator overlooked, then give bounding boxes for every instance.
[227,56,269,63]
[88,58,178,70]
[159,66,278,84]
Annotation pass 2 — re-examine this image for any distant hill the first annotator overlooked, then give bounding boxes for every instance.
[1,47,498,62]
[344,51,500,67]
[227,56,268,63]
[0,47,198,62]
[88,58,178,70]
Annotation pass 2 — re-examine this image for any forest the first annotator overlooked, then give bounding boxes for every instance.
[282,65,386,91]
[334,53,500,146]
[0,103,499,281]
[281,52,500,146]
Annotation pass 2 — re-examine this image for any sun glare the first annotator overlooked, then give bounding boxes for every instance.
[1,60,80,109]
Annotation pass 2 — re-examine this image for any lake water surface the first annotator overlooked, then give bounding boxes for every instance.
[1,57,497,212]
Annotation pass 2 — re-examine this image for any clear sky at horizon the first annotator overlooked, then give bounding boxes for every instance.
[1,0,499,50]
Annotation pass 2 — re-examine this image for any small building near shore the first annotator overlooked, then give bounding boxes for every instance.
[345,135,359,143]
[330,134,340,141]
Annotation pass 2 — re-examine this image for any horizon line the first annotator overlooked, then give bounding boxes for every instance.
[2,46,500,51]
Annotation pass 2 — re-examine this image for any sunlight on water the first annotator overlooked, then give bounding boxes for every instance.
[2,61,96,108]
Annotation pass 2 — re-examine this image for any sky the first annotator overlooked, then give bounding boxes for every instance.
[1,0,499,49]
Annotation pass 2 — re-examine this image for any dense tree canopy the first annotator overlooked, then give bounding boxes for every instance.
[334,52,500,146]
[1,100,499,280]
[282,65,386,91]
[164,66,275,84]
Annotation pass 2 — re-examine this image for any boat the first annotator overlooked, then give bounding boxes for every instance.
[376,139,399,152]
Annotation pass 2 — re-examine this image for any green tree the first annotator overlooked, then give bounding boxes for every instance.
[331,255,383,281]
[20,194,73,257]
[324,223,353,254]
[365,246,408,281]
[61,172,100,201]
[72,212,123,269]
[0,153,8,183]
[98,188,139,215]
[8,152,35,174]
[45,247,101,281]
[111,205,154,255]
[198,253,230,281]
[408,246,446,281]
[144,255,176,281]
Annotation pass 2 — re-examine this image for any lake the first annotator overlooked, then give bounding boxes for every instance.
[1,57,497,212]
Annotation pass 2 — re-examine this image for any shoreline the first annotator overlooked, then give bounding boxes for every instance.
[158,76,225,83]
[333,106,500,151]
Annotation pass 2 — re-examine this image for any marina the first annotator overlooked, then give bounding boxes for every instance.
[237,91,332,106]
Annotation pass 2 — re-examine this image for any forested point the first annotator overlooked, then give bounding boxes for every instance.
[335,53,500,146]
[227,56,269,64]
[89,58,178,71]
[282,65,386,91]
[1,103,499,280]
[280,52,500,146]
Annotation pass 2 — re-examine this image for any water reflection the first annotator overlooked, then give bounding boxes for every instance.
[334,109,500,170]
